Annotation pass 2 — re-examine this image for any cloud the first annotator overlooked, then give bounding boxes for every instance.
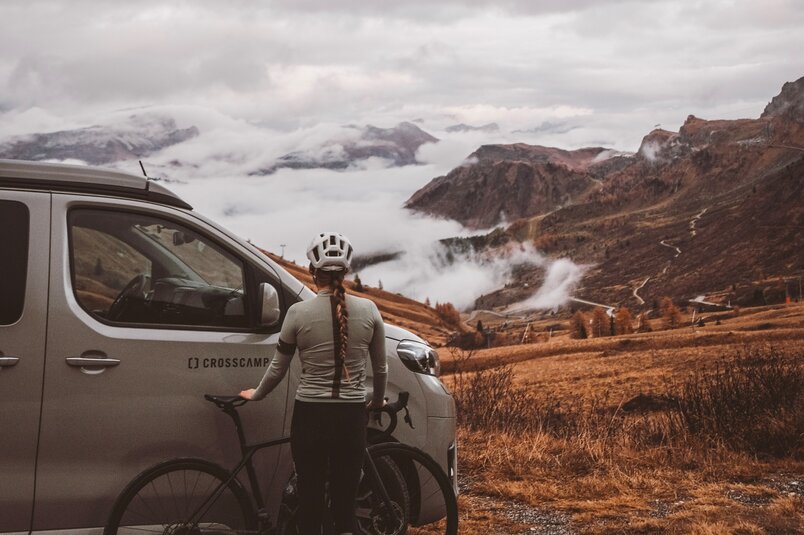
[49,107,582,311]
[507,258,588,312]
[1,0,801,154]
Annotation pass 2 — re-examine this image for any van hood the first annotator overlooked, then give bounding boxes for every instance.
[384,323,428,346]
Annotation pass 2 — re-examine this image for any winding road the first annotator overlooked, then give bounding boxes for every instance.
[569,297,615,317]
[631,207,708,305]
[659,240,681,257]
[689,208,707,237]
[632,277,650,305]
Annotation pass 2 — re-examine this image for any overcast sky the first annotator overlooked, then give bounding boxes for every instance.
[2,0,802,149]
[1,0,802,308]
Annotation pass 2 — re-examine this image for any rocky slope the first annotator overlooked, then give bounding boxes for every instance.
[0,115,198,165]
[253,121,438,174]
[406,144,631,228]
[408,76,804,310]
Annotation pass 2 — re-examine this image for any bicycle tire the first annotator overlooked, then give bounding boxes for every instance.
[367,443,458,535]
[276,454,410,535]
[356,451,410,535]
[104,458,257,535]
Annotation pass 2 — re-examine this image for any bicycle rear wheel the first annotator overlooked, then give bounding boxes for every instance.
[365,443,458,535]
[104,458,256,535]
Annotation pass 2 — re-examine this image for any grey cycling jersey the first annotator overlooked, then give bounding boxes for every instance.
[252,291,388,403]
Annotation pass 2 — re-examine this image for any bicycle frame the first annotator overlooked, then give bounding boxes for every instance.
[184,396,406,531]
[187,404,290,526]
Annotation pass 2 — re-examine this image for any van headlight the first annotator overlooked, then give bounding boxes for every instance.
[396,340,440,376]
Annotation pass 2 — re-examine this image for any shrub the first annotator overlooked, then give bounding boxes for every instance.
[672,345,803,456]
[434,302,462,329]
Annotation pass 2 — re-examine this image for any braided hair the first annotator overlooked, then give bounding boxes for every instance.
[312,267,350,381]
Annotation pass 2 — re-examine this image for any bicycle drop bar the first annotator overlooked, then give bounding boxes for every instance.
[370,391,410,437]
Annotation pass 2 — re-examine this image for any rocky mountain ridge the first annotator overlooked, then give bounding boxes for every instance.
[0,115,199,165]
[405,144,632,228]
[252,121,438,174]
[407,76,804,311]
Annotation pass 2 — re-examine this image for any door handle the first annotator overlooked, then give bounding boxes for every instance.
[66,357,121,367]
[0,356,20,367]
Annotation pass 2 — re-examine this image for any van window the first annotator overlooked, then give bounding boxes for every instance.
[0,200,29,325]
[69,209,249,329]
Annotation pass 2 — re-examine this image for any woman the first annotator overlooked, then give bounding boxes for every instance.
[240,232,387,535]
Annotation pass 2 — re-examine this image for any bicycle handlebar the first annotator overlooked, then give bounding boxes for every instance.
[369,391,410,437]
[204,391,412,437]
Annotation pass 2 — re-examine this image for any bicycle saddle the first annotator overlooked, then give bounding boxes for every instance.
[204,394,248,409]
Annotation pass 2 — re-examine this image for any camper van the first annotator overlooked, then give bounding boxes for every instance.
[0,159,456,533]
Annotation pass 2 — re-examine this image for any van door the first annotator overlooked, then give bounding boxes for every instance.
[0,192,49,533]
[33,195,290,531]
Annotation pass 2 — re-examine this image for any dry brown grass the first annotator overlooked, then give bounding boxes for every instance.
[444,305,804,534]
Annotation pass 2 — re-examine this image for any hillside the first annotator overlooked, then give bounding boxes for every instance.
[446,303,804,533]
[405,144,628,228]
[407,76,804,311]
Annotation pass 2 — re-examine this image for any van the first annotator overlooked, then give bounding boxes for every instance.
[0,159,456,534]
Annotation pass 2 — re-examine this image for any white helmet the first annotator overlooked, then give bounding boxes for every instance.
[306,232,354,271]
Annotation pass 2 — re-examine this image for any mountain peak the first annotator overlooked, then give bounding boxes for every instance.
[0,114,199,165]
[761,75,804,122]
[253,122,438,175]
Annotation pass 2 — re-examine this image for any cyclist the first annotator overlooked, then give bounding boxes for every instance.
[240,232,388,535]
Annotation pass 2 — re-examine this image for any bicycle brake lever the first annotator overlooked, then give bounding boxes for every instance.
[403,406,415,430]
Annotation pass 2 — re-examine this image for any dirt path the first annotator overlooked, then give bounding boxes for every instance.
[633,208,706,304]
[569,297,615,316]
[659,239,681,257]
[689,207,707,237]
[633,276,650,305]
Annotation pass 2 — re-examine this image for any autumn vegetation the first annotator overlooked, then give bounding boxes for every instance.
[443,303,804,534]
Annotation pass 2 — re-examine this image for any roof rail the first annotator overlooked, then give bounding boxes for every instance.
[0,159,192,210]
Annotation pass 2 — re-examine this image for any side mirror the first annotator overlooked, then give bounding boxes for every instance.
[258,283,281,327]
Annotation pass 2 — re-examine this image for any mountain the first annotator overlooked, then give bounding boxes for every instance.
[407,76,804,310]
[0,115,199,165]
[405,144,632,228]
[253,122,438,175]
[445,123,500,134]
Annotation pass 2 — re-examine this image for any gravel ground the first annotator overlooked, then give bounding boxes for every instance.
[763,476,804,498]
[468,494,576,535]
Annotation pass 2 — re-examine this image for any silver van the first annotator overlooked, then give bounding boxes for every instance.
[0,159,456,534]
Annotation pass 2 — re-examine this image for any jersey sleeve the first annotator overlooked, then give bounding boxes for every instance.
[368,302,388,403]
[278,304,299,348]
[251,305,299,401]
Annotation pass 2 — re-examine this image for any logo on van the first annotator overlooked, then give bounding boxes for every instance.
[188,357,271,369]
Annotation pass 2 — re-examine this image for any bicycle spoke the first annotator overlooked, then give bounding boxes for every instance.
[108,462,255,535]
[165,469,182,521]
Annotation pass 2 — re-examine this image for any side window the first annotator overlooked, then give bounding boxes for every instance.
[0,200,29,325]
[69,209,249,329]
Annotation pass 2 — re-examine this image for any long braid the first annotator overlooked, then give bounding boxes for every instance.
[333,276,350,381]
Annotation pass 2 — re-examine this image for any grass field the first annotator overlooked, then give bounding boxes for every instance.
[443,303,804,534]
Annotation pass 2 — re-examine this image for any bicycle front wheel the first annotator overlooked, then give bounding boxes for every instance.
[104,458,256,535]
[365,443,458,535]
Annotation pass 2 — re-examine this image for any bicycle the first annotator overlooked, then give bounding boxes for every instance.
[104,392,458,535]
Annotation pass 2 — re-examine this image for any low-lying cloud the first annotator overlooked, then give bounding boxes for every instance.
[52,107,582,311]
